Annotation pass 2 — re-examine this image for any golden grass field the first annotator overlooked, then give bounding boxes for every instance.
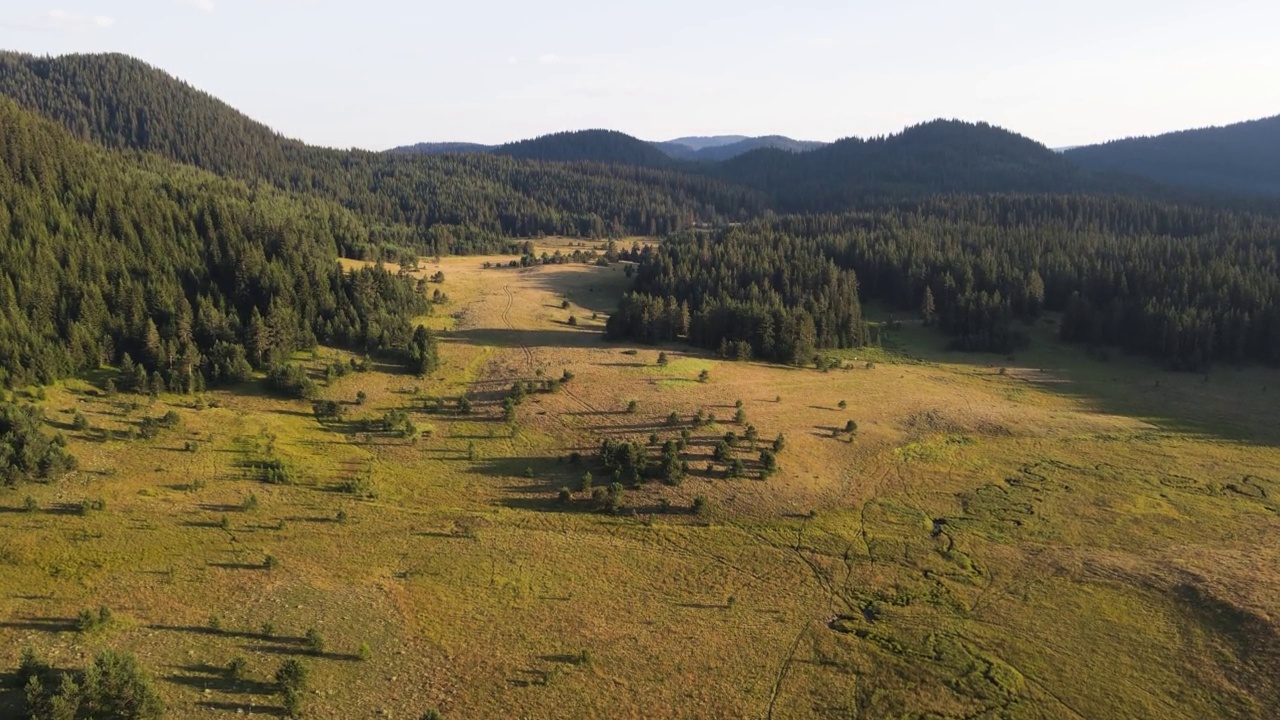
[2,239,1279,719]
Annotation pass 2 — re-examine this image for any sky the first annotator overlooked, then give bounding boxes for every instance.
[2,0,1279,150]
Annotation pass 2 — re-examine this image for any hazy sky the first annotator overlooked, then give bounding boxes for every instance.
[3,1,1279,150]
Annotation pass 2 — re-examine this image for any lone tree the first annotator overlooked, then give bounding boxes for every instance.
[657,352,669,367]
[698,369,710,383]
[275,659,309,718]
[773,433,786,453]
[844,420,858,433]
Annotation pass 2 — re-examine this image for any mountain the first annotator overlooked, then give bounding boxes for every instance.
[655,135,828,161]
[1065,115,1280,197]
[663,135,751,151]
[389,141,491,155]
[0,52,758,247]
[714,120,1110,211]
[491,129,675,168]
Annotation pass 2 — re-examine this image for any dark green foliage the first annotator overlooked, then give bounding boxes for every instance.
[773,433,786,453]
[407,325,441,376]
[845,420,858,433]
[0,401,76,485]
[226,656,248,681]
[558,486,572,504]
[612,199,1280,368]
[760,449,778,474]
[421,710,444,720]
[0,96,426,389]
[692,495,709,516]
[19,649,163,720]
[265,364,318,400]
[304,627,325,655]
[275,658,308,718]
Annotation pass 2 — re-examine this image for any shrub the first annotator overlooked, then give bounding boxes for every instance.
[421,710,444,720]
[558,486,572,504]
[357,642,372,661]
[275,659,308,718]
[356,390,368,405]
[656,352,669,367]
[773,433,786,453]
[838,400,847,409]
[226,656,248,681]
[72,412,89,431]
[242,493,260,511]
[263,554,278,571]
[692,496,709,516]
[844,420,858,433]
[567,315,578,326]
[698,369,710,383]
[625,400,638,414]
[304,627,325,655]
[734,408,747,424]
[261,621,275,637]
[23,496,37,512]
[580,472,593,492]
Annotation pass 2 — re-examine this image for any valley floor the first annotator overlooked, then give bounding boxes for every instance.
[2,242,1278,719]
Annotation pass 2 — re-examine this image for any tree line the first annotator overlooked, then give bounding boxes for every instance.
[609,195,1280,369]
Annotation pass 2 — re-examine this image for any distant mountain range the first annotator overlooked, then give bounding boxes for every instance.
[2,50,1278,211]
[389,117,1280,200]
[389,133,828,163]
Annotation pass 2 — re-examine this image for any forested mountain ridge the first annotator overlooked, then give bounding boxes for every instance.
[653,135,827,160]
[0,96,426,388]
[0,52,763,252]
[1065,115,1280,197]
[713,120,1121,211]
[492,129,676,167]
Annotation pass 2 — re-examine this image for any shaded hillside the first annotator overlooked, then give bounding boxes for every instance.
[0,52,761,250]
[654,135,826,160]
[689,135,826,161]
[715,120,1114,211]
[1065,115,1280,196]
[492,129,674,167]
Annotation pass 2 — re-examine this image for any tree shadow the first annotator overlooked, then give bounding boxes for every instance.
[165,666,276,695]
[239,645,361,662]
[148,625,306,645]
[196,701,283,716]
[0,617,77,633]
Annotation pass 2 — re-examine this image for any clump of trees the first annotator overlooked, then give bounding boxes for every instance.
[0,401,76,485]
[18,648,164,720]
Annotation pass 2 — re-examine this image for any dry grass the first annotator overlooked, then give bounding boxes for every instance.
[2,252,1278,719]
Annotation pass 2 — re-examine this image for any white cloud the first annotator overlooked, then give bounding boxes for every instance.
[807,37,835,49]
[508,55,518,65]
[179,0,216,12]
[44,9,115,32]
[538,53,564,66]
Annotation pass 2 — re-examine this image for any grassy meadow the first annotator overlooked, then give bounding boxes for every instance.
[2,242,1278,719]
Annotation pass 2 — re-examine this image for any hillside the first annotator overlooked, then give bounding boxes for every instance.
[492,129,675,167]
[0,52,760,249]
[0,95,424,388]
[715,120,1110,210]
[1065,115,1280,196]
[653,135,827,160]
[387,141,491,155]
